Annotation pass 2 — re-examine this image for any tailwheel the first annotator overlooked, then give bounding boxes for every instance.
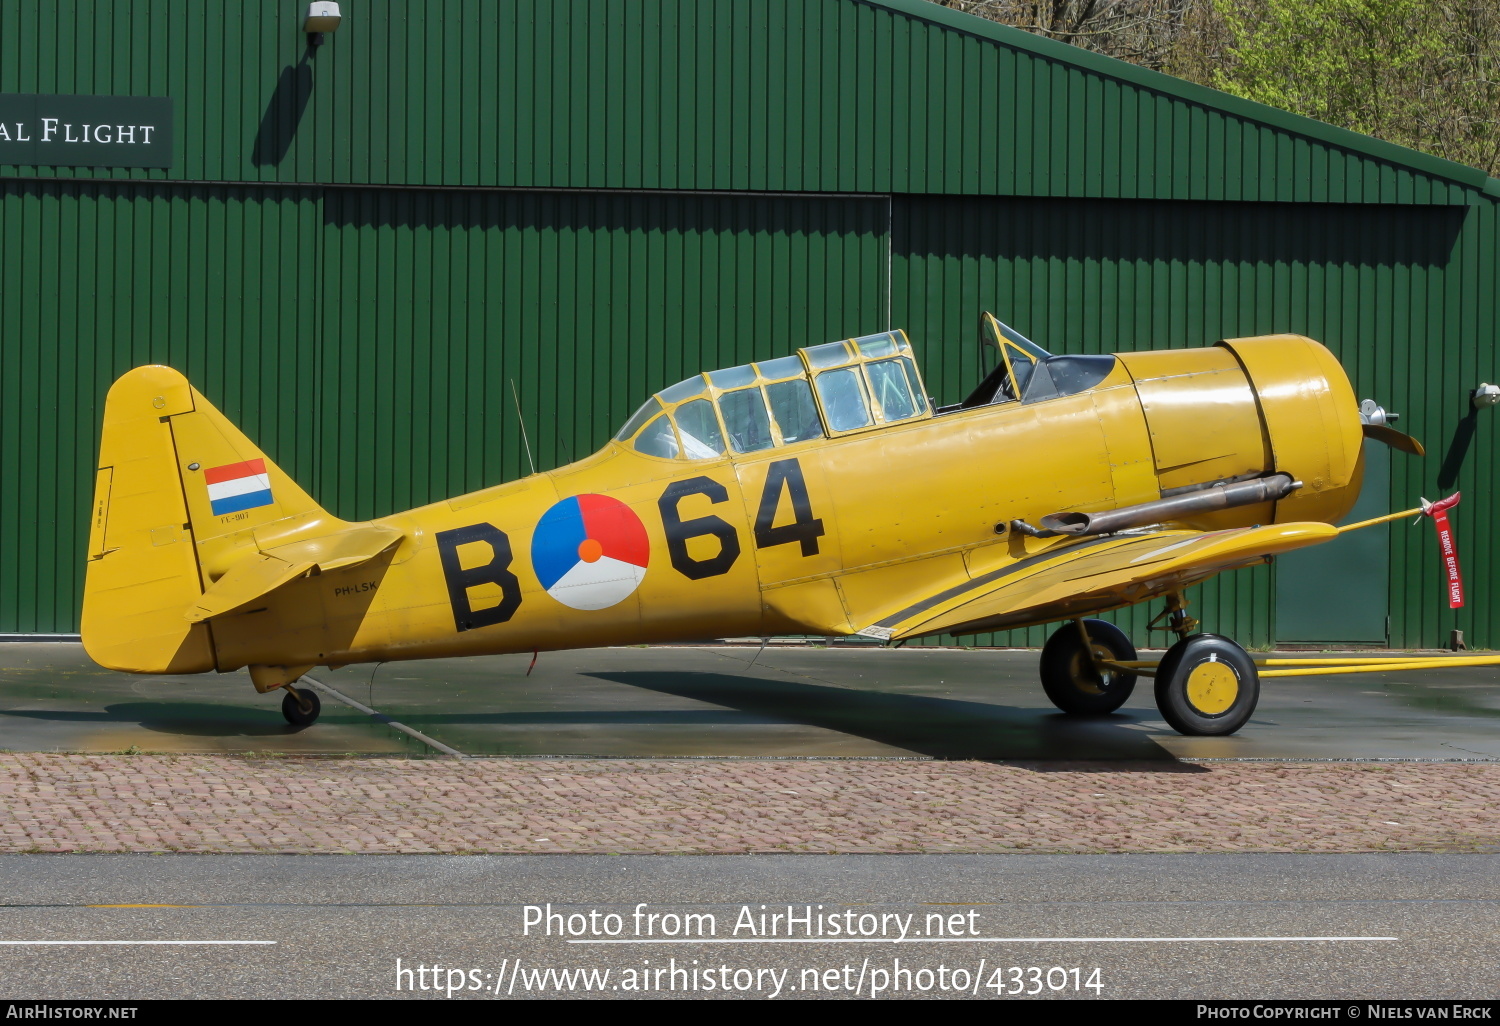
[281,684,321,727]
[1040,619,1137,715]
[1153,634,1259,736]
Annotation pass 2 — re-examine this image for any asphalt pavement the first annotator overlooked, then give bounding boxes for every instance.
[0,853,1495,999]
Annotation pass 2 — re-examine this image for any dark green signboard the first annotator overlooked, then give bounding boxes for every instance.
[0,94,172,168]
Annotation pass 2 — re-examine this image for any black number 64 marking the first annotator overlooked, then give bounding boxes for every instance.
[659,459,825,581]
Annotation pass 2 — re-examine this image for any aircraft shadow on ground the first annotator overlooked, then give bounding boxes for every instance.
[395,710,792,726]
[583,670,1186,764]
[0,703,323,737]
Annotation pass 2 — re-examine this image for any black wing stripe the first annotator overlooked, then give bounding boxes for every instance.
[870,534,1145,630]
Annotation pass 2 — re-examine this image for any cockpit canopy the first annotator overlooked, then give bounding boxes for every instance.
[613,316,1119,461]
[614,330,931,460]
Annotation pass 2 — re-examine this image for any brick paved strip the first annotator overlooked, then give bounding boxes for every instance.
[0,754,1495,854]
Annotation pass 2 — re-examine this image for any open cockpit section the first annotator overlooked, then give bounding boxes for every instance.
[947,312,1118,412]
[613,330,932,460]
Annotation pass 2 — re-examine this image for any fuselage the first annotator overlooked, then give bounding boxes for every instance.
[204,332,1364,673]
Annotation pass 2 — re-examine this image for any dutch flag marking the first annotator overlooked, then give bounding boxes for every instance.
[204,458,274,516]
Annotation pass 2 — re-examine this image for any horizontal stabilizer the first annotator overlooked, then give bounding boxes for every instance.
[186,523,403,623]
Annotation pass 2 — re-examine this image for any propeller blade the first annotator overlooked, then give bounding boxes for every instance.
[1362,422,1425,456]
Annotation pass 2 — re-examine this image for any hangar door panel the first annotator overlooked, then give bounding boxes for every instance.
[0,180,323,634]
[316,190,890,523]
[1275,445,1388,644]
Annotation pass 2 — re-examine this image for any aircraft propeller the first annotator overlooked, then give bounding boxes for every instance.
[1359,398,1425,456]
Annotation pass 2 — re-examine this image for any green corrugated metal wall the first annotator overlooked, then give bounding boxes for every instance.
[2,0,1499,647]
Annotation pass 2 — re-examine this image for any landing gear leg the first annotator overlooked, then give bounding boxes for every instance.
[1149,592,1259,736]
[281,683,321,727]
[1147,590,1200,644]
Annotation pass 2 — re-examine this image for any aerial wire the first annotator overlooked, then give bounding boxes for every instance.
[509,378,537,476]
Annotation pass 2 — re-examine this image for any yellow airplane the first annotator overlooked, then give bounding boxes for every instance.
[81,314,1428,737]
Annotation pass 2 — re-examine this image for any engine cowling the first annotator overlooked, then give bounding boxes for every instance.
[1216,334,1364,527]
[1114,334,1363,529]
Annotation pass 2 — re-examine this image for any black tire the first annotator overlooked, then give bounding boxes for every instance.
[1153,633,1259,736]
[1039,619,1138,715]
[281,687,321,727]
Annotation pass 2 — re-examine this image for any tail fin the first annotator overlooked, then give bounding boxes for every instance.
[82,366,333,673]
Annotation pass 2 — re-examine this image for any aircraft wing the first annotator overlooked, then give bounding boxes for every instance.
[861,522,1339,641]
[185,523,404,623]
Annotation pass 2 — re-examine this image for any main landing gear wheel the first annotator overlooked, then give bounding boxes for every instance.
[1040,619,1138,715]
[281,685,321,727]
[1153,634,1259,736]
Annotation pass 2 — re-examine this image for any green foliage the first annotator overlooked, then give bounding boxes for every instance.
[1211,0,1442,138]
[938,0,1500,176]
[1181,0,1500,175]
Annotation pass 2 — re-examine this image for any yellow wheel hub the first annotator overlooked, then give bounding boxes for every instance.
[1070,644,1115,696]
[1185,659,1238,715]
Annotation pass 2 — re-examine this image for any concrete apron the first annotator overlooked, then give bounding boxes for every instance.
[2,642,1498,761]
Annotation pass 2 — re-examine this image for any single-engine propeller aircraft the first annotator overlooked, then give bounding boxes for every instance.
[82,315,1467,736]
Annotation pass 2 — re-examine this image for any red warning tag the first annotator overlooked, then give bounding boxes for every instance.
[1422,493,1464,609]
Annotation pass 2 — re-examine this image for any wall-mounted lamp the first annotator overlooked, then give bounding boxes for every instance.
[1473,383,1500,409]
[305,2,342,46]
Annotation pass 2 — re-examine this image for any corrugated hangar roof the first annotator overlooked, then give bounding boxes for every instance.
[4,0,1494,201]
[870,0,1500,202]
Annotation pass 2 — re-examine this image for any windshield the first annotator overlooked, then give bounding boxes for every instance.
[614,397,663,442]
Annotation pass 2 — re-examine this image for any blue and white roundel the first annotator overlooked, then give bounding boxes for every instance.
[530,494,650,610]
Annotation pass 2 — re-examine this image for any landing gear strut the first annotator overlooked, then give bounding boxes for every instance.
[1148,591,1199,643]
[281,683,322,727]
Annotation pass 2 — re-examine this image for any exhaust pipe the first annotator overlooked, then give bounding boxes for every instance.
[1035,473,1300,537]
